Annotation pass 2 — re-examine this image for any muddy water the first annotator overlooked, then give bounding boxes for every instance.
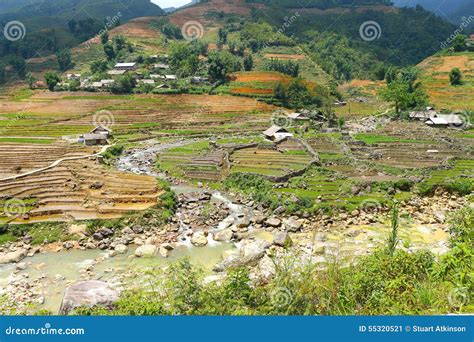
[0,242,235,313]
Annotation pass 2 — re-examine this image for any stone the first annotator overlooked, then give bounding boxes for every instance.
[89,181,104,190]
[191,232,208,247]
[283,217,302,232]
[59,280,120,315]
[92,233,103,241]
[273,231,291,247]
[254,255,276,283]
[242,239,271,259]
[265,217,281,228]
[235,218,250,229]
[114,244,128,254]
[134,245,157,258]
[213,229,233,242]
[0,249,27,264]
[98,228,114,237]
[16,262,27,270]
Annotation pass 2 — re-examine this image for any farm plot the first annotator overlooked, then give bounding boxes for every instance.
[351,122,470,169]
[0,159,162,224]
[230,141,313,177]
[157,142,228,181]
[0,142,95,178]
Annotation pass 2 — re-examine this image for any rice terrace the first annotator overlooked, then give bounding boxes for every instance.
[0,0,472,321]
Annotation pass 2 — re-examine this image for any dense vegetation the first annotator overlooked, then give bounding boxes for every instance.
[251,5,456,80]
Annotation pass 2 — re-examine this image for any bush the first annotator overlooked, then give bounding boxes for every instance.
[394,178,414,191]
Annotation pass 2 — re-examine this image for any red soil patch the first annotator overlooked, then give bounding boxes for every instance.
[231,87,274,95]
[229,71,292,83]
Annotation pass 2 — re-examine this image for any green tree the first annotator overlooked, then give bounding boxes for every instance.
[90,60,108,74]
[168,41,200,77]
[44,72,60,91]
[56,49,73,71]
[8,56,26,78]
[26,73,36,89]
[111,74,135,94]
[379,68,428,114]
[100,31,109,45]
[207,50,242,83]
[449,68,463,86]
[103,43,116,61]
[113,35,127,51]
[452,34,467,52]
[243,54,254,71]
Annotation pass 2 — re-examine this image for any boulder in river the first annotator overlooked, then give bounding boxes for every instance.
[0,248,27,264]
[134,244,157,257]
[114,244,128,254]
[59,280,120,315]
[191,232,208,247]
[213,229,233,242]
[265,217,281,228]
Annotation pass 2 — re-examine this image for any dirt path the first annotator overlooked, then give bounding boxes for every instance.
[0,145,112,182]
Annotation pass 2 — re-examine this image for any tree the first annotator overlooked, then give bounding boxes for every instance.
[168,41,200,77]
[274,82,286,100]
[26,73,36,89]
[8,56,26,78]
[380,68,428,114]
[103,43,115,61]
[56,49,73,71]
[111,74,135,94]
[449,68,463,86]
[243,54,253,71]
[113,35,126,51]
[44,72,60,91]
[207,50,242,83]
[68,19,77,33]
[452,34,467,52]
[100,31,109,45]
[217,28,228,48]
[90,60,108,74]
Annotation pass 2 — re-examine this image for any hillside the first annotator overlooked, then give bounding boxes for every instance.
[418,51,474,111]
[393,0,474,25]
[0,0,163,60]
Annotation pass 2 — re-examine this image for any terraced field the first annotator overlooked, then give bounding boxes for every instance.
[418,52,474,111]
[0,92,276,139]
[352,122,469,169]
[0,159,162,224]
[0,142,96,178]
[230,140,313,177]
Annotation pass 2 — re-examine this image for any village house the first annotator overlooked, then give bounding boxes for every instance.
[81,133,108,146]
[66,73,81,80]
[165,75,177,80]
[107,69,128,76]
[287,112,310,121]
[90,125,112,138]
[263,125,293,141]
[154,63,170,70]
[191,76,209,84]
[32,80,47,89]
[140,79,155,85]
[334,100,347,106]
[150,74,165,80]
[156,83,171,89]
[409,107,438,121]
[114,62,137,71]
[425,114,463,128]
